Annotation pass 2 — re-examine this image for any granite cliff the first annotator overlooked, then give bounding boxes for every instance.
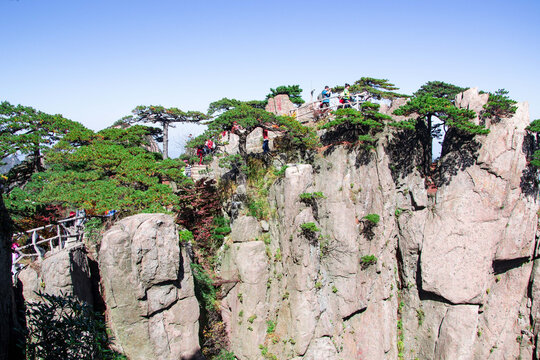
[9,89,540,359]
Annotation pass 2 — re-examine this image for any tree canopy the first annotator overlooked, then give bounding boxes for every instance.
[5,125,190,221]
[393,94,488,172]
[207,98,266,116]
[130,105,208,159]
[480,89,518,122]
[414,81,467,101]
[0,101,91,173]
[320,102,392,147]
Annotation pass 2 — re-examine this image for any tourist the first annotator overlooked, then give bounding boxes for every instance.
[320,86,331,109]
[197,146,204,165]
[183,160,192,178]
[262,129,270,154]
[341,83,351,108]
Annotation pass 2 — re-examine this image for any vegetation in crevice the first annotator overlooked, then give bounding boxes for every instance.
[21,291,125,360]
[480,89,518,124]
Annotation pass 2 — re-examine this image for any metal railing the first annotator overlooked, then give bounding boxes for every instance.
[12,213,86,267]
[291,93,368,122]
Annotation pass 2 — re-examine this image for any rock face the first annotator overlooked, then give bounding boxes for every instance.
[99,213,201,360]
[18,243,94,304]
[0,196,14,360]
[265,94,296,116]
[217,89,540,359]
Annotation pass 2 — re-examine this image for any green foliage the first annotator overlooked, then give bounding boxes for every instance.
[266,320,276,334]
[5,125,189,219]
[300,222,320,234]
[416,309,425,326]
[22,291,124,360]
[273,165,288,177]
[274,248,282,262]
[388,117,417,130]
[394,94,489,136]
[361,254,378,268]
[526,119,540,133]
[178,229,194,243]
[349,77,409,101]
[0,101,92,173]
[207,97,265,116]
[332,285,338,293]
[480,89,518,122]
[320,102,391,146]
[84,217,104,243]
[218,154,244,170]
[357,134,376,149]
[259,344,278,360]
[363,213,380,224]
[275,115,320,151]
[321,103,389,131]
[414,81,467,101]
[131,105,208,159]
[299,192,326,201]
[213,350,237,360]
[244,159,279,220]
[247,314,257,324]
[530,150,540,168]
[247,199,268,220]
[267,85,305,105]
[191,263,217,311]
[212,216,231,242]
[202,105,318,160]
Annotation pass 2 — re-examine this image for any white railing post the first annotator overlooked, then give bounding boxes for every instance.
[32,231,42,260]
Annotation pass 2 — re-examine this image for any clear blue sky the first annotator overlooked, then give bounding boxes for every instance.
[2,0,539,156]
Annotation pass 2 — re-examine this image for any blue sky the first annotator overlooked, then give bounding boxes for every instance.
[2,0,539,157]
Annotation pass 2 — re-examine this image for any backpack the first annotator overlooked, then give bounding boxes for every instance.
[317,92,323,101]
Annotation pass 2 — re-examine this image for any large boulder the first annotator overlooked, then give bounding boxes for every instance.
[99,214,201,360]
[18,243,93,304]
[265,94,296,116]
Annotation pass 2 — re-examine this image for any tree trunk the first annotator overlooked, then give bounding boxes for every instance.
[238,134,248,159]
[426,114,433,173]
[162,121,169,159]
[33,147,43,173]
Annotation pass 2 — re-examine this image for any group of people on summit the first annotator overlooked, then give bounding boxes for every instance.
[318,83,353,109]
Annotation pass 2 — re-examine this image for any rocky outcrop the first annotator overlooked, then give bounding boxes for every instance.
[216,89,539,359]
[99,213,201,360]
[18,243,93,304]
[266,94,296,116]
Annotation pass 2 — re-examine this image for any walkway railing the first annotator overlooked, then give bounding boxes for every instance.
[292,93,366,122]
[12,213,86,266]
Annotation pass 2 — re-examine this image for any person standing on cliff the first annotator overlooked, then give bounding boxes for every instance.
[341,83,352,108]
[262,129,270,154]
[320,86,331,109]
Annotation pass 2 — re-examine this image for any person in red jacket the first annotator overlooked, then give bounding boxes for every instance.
[262,129,269,154]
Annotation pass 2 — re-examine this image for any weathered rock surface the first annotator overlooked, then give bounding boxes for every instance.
[216,88,539,359]
[99,213,201,360]
[265,94,296,116]
[18,243,94,304]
